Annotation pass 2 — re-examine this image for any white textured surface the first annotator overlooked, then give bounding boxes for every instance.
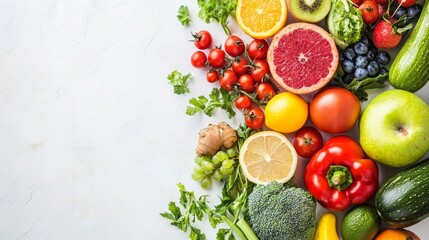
[0,1,428,239]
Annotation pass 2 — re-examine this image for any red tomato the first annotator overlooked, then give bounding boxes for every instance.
[238,74,256,92]
[251,60,270,82]
[232,57,250,76]
[224,35,245,57]
[398,0,416,7]
[309,87,361,134]
[208,48,226,68]
[244,107,265,130]
[359,1,379,24]
[248,39,269,60]
[256,83,275,103]
[219,70,238,91]
[235,95,253,110]
[293,126,323,158]
[206,70,219,83]
[193,30,212,50]
[191,51,207,68]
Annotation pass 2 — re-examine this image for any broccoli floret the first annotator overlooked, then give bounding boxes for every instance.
[245,181,317,240]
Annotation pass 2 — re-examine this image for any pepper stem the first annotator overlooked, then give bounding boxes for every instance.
[326,165,353,191]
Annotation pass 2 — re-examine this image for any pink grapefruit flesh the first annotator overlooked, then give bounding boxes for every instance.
[267,23,339,94]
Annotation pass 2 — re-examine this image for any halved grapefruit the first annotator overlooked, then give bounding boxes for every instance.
[267,23,339,94]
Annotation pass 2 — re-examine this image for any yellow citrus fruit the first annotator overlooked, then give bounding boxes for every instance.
[265,92,308,133]
[239,131,298,184]
[236,0,287,39]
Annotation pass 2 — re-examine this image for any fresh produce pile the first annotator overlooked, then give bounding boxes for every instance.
[163,0,429,239]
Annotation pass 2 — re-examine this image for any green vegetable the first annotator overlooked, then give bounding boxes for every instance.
[375,158,429,228]
[389,0,429,92]
[167,70,192,95]
[327,0,363,49]
[197,0,237,35]
[331,73,389,101]
[177,5,191,26]
[186,88,238,119]
[245,182,317,240]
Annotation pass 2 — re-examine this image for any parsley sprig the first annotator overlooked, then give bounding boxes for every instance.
[197,0,238,35]
[186,88,238,119]
[167,70,192,95]
[177,5,191,26]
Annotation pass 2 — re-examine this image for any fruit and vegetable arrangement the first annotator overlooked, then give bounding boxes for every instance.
[163,0,429,239]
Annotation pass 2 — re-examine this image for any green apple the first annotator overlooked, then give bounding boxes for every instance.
[360,89,429,168]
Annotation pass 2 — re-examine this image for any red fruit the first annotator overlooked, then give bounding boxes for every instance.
[219,70,238,91]
[208,48,226,68]
[372,20,402,49]
[352,0,362,5]
[232,57,250,76]
[191,51,207,68]
[235,95,253,110]
[373,0,388,6]
[238,74,256,92]
[378,4,386,16]
[359,1,379,24]
[267,23,338,94]
[398,0,416,7]
[206,70,219,83]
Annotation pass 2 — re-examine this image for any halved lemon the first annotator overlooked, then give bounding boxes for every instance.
[236,0,287,39]
[239,131,297,185]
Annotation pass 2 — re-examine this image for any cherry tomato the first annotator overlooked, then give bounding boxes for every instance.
[293,126,323,158]
[309,87,361,134]
[238,74,256,92]
[250,60,270,82]
[244,107,265,130]
[208,48,226,68]
[235,95,253,110]
[256,83,275,103]
[398,0,416,7]
[191,51,207,68]
[359,1,379,24]
[224,35,245,57]
[232,57,250,76]
[219,70,238,91]
[206,70,219,83]
[248,39,269,60]
[192,30,212,50]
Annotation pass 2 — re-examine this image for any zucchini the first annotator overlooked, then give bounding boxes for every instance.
[375,158,429,228]
[389,0,429,92]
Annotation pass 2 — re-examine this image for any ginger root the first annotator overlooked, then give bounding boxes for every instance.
[196,122,237,156]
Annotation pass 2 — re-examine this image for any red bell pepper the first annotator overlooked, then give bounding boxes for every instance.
[304,135,378,211]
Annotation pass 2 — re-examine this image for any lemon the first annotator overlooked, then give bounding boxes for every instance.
[239,131,298,184]
[265,92,308,133]
[236,0,287,39]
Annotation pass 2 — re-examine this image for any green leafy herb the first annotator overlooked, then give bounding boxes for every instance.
[331,73,389,101]
[186,88,238,119]
[197,0,238,35]
[177,5,191,26]
[168,70,192,95]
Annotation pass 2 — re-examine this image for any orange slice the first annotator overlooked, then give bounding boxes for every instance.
[239,131,297,184]
[236,0,287,39]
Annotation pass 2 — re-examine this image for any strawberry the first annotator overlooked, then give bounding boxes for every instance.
[372,19,402,49]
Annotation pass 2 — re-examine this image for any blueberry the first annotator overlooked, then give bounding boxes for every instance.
[393,7,407,20]
[355,68,369,80]
[379,67,389,75]
[376,51,390,65]
[342,60,355,74]
[339,52,345,62]
[359,36,370,46]
[344,47,356,60]
[407,4,423,19]
[343,73,355,84]
[366,48,376,60]
[354,42,369,55]
[355,55,369,68]
[367,61,380,77]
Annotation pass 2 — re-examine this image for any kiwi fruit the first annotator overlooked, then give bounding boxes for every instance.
[290,0,331,23]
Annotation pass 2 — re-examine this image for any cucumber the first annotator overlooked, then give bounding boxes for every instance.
[375,158,429,228]
[389,0,429,92]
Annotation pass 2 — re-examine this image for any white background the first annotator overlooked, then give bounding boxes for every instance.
[0,0,428,239]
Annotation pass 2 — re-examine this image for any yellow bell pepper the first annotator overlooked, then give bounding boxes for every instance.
[314,212,339,240]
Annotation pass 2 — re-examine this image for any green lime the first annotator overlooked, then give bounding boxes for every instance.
[341,205,380,240]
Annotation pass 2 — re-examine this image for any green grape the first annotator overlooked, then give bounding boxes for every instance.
[193,165,204,174]
[213,169,223,181]
[200,177,212,189]
[212,151,229,165]
[194,156,210,165]
[222,159,235,169]
[220,166,233,175]
[191,171,205,181]
[226,147,237,158]
[201,160,214,175]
